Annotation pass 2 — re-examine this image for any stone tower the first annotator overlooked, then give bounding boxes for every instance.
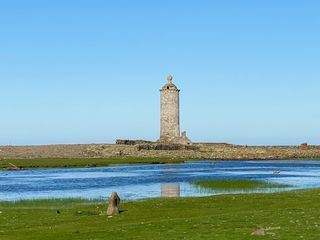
[159,75,191,145]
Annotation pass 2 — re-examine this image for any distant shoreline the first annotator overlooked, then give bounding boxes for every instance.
[1,143,320,169]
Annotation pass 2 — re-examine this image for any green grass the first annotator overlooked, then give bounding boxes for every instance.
[0,198,103,208]
[191,179,289,191]
[0,157,190,170]
[1,158,320,170]
[1,189,320,239]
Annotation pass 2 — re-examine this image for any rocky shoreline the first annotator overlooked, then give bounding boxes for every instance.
[1,143,320,160]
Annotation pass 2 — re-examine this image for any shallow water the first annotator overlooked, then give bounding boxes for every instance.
[1,160,320,201]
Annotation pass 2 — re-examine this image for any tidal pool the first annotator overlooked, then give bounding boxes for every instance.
[1,160,320,201]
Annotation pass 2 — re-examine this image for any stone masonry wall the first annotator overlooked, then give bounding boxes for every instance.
[160,88,180,142]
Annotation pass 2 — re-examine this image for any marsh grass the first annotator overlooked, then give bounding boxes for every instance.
[191,179,289,192]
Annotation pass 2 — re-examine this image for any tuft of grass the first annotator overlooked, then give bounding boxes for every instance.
[191,179,289,191]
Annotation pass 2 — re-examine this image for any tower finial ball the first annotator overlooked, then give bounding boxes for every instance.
[167,75,173,83]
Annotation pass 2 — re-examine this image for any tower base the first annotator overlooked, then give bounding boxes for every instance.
[158,131,192,145]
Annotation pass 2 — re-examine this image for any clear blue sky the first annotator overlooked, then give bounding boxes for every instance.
[1,0,319,146]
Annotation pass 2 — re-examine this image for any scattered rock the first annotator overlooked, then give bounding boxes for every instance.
[251,227,280,236]
[107,192,120,216]
[299,142,309,150]
[251,228,266,236]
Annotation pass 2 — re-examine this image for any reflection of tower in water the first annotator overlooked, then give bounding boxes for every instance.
[160,163,181,197]
[161,183,180,197]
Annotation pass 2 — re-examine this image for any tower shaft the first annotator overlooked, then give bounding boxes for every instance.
[160,87,180,142]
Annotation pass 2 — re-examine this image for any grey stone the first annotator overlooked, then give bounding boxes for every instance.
[107,192,120,216]
[251,228,266,236]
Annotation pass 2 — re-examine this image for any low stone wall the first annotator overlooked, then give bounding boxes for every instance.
[1,143,320,160]
[116,140,152,145]
[137,143,199,151]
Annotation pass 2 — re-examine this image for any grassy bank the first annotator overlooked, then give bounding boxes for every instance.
[191,179,289,191]
[0,157,190,170]
[1,157,319,170]
[1,189,320,239]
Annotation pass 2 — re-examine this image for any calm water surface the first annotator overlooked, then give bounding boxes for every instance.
[1,160,320,201]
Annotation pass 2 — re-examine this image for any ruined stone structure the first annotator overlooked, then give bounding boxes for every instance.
[159,75,191,145]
